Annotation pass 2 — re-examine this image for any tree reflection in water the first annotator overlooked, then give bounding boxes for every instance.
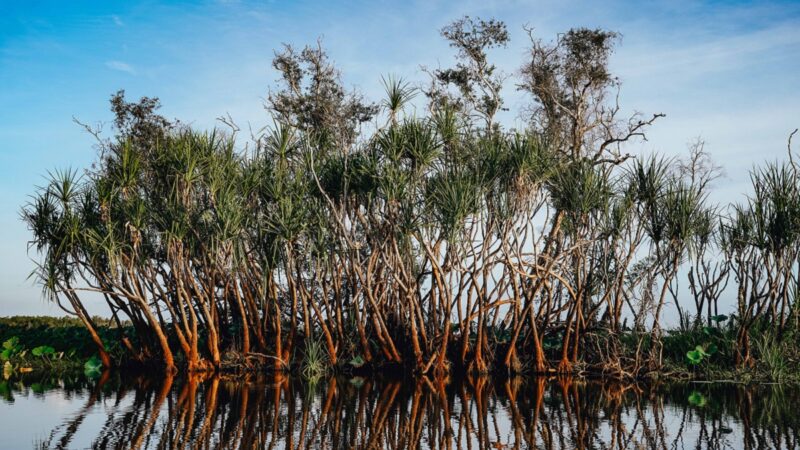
[25,373,799,449]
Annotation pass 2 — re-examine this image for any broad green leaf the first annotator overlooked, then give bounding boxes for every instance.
[686,350,703,364]
[2,337,18,351]
[348,355,365,368]
[84,355,103,378]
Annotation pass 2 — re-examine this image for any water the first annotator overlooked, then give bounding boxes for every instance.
[0,372,797,449]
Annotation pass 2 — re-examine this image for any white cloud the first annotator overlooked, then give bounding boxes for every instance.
[105,60,136,75]
[616,21,800,80]
[111,15,124,27]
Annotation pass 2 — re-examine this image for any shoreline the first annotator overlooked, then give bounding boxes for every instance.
[2,315,798,385]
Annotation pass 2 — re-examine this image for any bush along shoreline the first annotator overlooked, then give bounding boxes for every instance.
[20,17,800,381]
[0,317,129,376]
[1,316,798,384]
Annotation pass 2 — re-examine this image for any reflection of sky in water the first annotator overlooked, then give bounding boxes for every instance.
[0,376,794,449]
[0,388,124,448]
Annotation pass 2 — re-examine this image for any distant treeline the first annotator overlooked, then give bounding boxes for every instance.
[22,17,800,376]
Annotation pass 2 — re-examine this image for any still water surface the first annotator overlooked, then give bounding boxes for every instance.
[0,372,796,449]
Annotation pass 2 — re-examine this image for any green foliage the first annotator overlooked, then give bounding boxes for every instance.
[300,339,329,382]
[753,334,790,382]
[686,344,716,365]
[547,158,611,229]
[687,391,707,407]
[426,170,483,240]
[31,346,55,358]
[660,318,733,373]
[348,355,366,368]
[381,74,417,121]
[84,355,103,378]
[0,317,126,362]
[1,336,23,361]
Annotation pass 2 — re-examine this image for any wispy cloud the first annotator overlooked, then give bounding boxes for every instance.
[617,21,800,80]
[111,15,124,27]
[105,60,136,75]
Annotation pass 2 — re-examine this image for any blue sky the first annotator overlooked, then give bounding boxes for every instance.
[1,0,799,316]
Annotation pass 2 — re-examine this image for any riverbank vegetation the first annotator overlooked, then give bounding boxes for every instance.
[0,317,126,374]
[21,17,800,380]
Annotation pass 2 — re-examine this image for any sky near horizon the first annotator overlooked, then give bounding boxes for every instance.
[1,0,799,317]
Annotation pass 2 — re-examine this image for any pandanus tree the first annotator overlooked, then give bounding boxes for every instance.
[677,142,728,329]
[721,205,759,367]
[545,158,616,372]
[426,148,487,372]
[23,169,113,368]
[685,207,729,329]
[492,133,554,373]
[723,159,800,367]
[628,153,711,368]
[33,18,796,377]
[512,26,662,373]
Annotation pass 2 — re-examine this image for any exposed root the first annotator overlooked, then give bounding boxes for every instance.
[556,358,573,374]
